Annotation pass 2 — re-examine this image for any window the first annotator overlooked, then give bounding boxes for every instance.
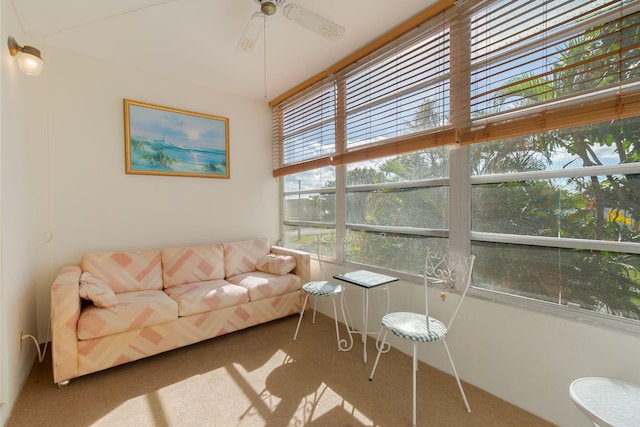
[345,148,449,275]
[282,166,337,258]
[471,119,640,320]
[274,0,640,325]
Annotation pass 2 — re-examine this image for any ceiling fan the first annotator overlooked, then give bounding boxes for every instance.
[237,0,345,52]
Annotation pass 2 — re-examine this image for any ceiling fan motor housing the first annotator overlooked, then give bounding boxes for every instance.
[255,0,285,16]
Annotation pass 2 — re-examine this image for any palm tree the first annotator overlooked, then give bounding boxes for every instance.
[481,15,640,318]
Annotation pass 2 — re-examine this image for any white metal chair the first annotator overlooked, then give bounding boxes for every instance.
[369,249,475,427]
[293,236,352,352]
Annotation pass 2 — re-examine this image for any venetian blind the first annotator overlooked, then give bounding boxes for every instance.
[271,5,455,177]
[271,78,338,177]
[461,0,640,144]
[272,0,640,177]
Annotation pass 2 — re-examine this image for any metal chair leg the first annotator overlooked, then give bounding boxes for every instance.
[443,339,471,412]
[369,327,389,381]
[312,295,318,323]
[293,293,310,340]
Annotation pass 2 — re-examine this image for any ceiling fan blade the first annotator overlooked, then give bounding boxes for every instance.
[237,12,265,52]
[282,4,345,40]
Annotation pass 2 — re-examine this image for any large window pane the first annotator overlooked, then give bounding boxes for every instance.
[283,168,337,258]
[472,174,640,242]
[472,241,640,321]
[344,148,449,273]
[284,193,335,223]
[284,226,336,258]
[472,119,640,176]
[283,166,335,192]
[348,187,447,229]
[346,230,448,275]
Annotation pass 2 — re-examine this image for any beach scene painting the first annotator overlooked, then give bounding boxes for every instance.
[124,99,229,178]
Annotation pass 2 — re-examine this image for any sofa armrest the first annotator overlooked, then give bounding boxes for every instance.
[51,265,82,384]
[271,246,310,284]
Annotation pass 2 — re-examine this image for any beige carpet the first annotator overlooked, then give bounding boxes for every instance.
[7,313,555,427]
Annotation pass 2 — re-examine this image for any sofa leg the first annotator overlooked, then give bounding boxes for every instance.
[57,380,71,388]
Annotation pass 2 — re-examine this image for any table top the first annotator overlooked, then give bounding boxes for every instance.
[570,377,640,427]
[333,270,399,289]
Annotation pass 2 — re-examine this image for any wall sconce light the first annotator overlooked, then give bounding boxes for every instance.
[8,36,43,77]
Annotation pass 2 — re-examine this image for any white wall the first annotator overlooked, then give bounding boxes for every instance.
[0,1,44,424]
[35,47,277,338]
[1,31,276,425]
[318,262,640,427]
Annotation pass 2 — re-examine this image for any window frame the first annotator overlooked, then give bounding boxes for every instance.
[275,0,640,331]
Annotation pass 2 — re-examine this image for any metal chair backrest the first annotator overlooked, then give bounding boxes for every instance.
[424,249,476,330]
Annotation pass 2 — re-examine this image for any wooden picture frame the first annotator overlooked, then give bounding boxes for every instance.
[124,99,229,178]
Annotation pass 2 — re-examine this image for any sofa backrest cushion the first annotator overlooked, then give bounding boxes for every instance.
[162,244,225,288]
[81,250,163,293]
[223,238,271,278]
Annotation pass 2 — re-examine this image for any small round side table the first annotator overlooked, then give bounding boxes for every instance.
[570,377,640,427]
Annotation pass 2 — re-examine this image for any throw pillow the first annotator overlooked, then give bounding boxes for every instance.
[79,272,118,308]
[255,254,296,276]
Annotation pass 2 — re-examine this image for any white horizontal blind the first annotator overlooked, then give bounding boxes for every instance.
[343,18,451,149]
[272,8,455,177]
[464,0,640,143]
[272,0,640,176]
[272,78,337,176]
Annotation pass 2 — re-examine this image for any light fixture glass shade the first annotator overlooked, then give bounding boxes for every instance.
[7,37,43,76]
[16,50,43,77]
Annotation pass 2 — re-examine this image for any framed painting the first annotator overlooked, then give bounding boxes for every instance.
[124,99,229,178]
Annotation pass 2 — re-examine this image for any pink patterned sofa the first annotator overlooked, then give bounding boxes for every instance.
[50,238,310,386]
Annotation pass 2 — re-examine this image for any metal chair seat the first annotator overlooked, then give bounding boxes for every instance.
[302,280,343,297]
[382,312,448,343]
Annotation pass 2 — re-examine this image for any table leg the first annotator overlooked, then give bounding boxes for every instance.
[375,285,392,354]
[363,289,369,364]
[338,290,354,352]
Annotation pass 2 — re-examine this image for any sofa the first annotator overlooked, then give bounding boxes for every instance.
[50,238,310,386]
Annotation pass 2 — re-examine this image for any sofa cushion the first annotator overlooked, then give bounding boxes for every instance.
[81,250,163,293]
[77,290,178,340]
[163,279,250,316]
[223,238,271,278]
[162,244,225,288]
[226,271,301,301]
[79,272,118,308]
[255,254,296,276]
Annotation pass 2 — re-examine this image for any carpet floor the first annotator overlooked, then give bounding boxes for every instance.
[7,313,555,426]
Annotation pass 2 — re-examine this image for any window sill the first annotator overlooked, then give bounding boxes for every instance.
[468,287,640,335]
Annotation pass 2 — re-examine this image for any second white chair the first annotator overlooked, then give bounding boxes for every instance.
[369,249,475,427]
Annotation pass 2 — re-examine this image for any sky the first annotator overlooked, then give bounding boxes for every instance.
[128,103,228,151]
